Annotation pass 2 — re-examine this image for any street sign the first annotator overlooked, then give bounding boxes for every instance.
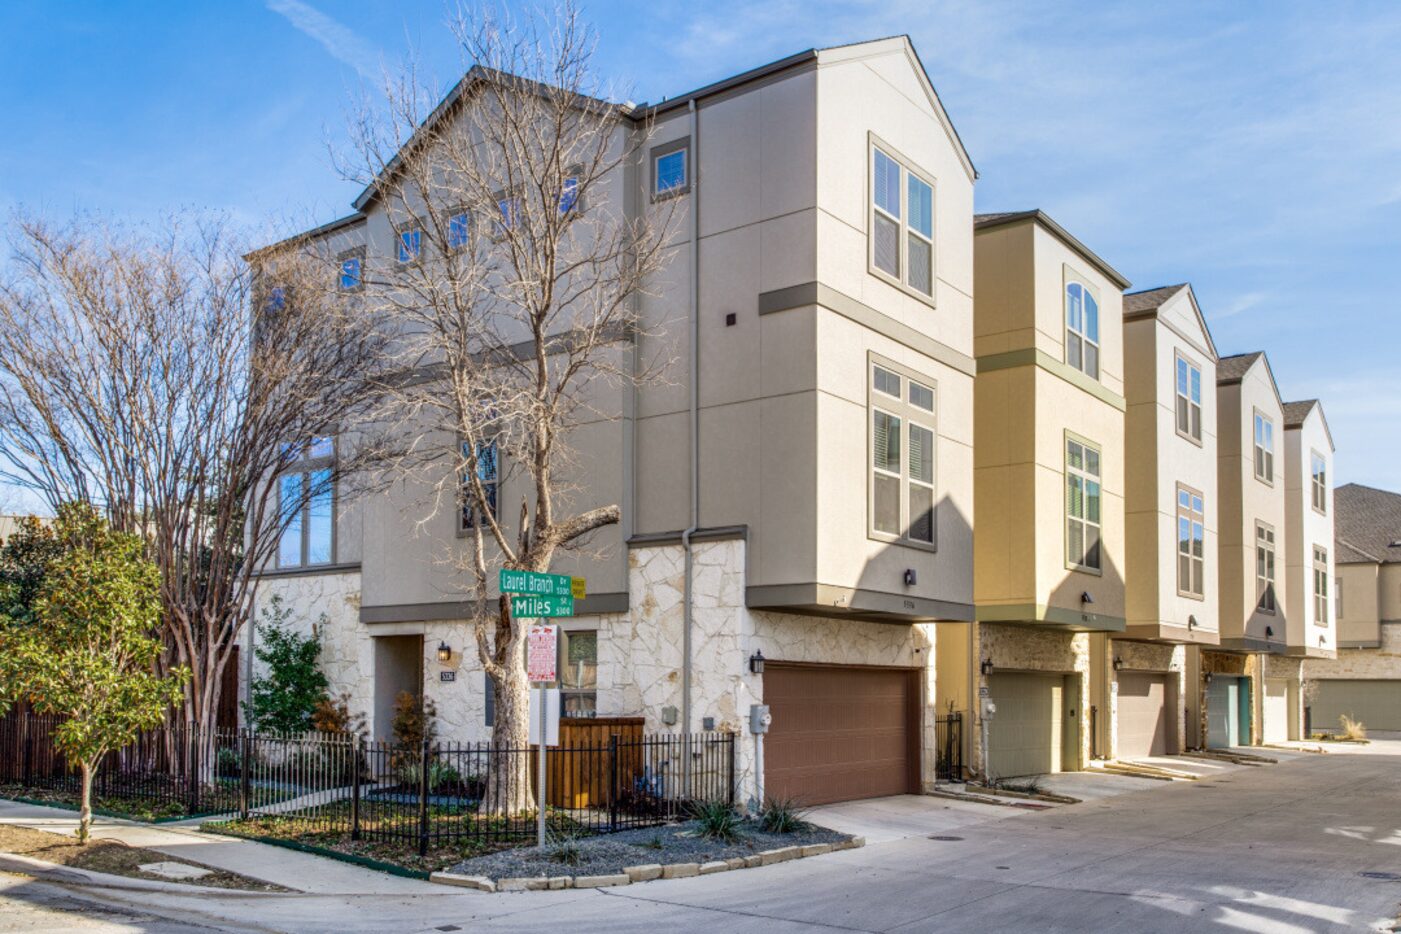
[570,577,587,599]
[528,686,560,746]
[527,624,559,682]
[510,593,574,618]
[499,569,572,598]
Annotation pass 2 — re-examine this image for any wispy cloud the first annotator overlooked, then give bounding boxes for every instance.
[1214,291,1268,320]
[266,0,381,80]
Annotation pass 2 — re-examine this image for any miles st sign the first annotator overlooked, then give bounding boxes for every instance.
[509,593,574,618]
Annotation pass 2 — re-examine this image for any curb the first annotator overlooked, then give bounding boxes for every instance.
[0,849,287,897]
[428,836,865,893]
[199,822,431,880]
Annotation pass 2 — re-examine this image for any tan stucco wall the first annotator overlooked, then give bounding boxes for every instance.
[1283,409,1336,655]
[1337,563,1382,646]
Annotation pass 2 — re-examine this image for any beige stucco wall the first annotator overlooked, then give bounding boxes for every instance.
[1283,409,1336,655]
[1336,563,1382,646]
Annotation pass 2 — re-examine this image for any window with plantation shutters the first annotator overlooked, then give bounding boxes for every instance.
[869,360,937,547]
[1313,546,1329,625]
[870,141,935,299]
[1256,522,1277,613]
[1176,485,1205,597]
[1175,353,1202,442]
[1253,411,1274,483]
[1311,451,1327,513]
[1066,437,1102,571]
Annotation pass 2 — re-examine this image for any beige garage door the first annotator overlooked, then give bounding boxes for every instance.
[1116,672,1172,758]
[1313,680,1401,732]
[1263,679,1291,743]
[987,672,1070,779]
[763,664,919,806]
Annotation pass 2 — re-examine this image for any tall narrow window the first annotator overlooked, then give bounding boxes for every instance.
[278,437,334,568]
[1176,486,1205,597]
[1176,354,1202,442]
[870,143,935,297]
[460,439,499,531]
[338,254,362,291]
[559,629,597,717]
[447,211,471,250]
[1065,281,1101,379]
[397,228,421,264]
[869,362,937,546]
[1311,451,1327,513]
[1066,438,1102,571]
[1256,522,1276,613]
[1313,546,1329,624]
[1253,411,1274,482]
[1336,576,1344,620]
[559,175,580,215]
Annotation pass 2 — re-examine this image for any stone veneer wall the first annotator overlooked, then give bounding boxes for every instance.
[1196,650,1263,746]
[1107,639,1187,759]
[1302,622,1401,680]
[974,623,1091,775]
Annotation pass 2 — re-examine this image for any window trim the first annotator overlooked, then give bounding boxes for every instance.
[445,207,472,251]
[1252,409,1275,486]
[336,246,365,293]
[1255,520,1277,615]
[650,137,690,200]
[276,438,337,569]
[1313,545,1330,626]
[1335,574,1344,620]
[866,133,937,308]
[866,354,939,552]
[396,226,422,265]
[1175,483,1206,600]
[1174,351,1204,446]
[1063,270,1102,381]
[557,627,598,718]
[457,437,500,536]
[1310,449,1328,515]
[1064,431,1103,575]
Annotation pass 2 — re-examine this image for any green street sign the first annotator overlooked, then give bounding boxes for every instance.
[499,569,573,598]
[510,594,574,618]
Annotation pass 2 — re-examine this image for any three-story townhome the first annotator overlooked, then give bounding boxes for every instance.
[248,37,978,808]
[1112,284,1219,760]
[942,210,1128,780]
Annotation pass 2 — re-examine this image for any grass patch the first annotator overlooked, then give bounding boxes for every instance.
[0,782,242,822]
[689,800,743,843]
[1339,715,1370,743]
[759,797,812,834]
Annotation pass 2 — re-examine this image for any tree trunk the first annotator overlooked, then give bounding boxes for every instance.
[481,655,535,817]
[78,760,94,845]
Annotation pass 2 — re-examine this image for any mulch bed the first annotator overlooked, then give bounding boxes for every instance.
[450,819,849,880]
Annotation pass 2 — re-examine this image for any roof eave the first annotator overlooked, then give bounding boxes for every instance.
[975,210,1131,289]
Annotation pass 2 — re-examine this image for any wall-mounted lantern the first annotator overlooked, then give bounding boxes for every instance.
[1204,672,1213,684]
[904,568,918,587]
[1265,626,1274,639]
[749,650,766,675]
[1113,656,1124,672]
[980,658,995,676]
[1081,591,1094,606]
[1187,615,1198,630]
[437,641,452,663]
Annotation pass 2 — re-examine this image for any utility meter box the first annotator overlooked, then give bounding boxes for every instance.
[749,704,772,734]
[980,698,997,719]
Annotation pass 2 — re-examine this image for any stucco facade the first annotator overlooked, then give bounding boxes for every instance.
[1282,401,1336,658]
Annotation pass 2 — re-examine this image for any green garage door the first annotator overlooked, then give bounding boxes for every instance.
[1313,680,1401,732]
[987,672,1076,779]
[1207,676,1251,748]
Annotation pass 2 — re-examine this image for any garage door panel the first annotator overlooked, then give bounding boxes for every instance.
[1313,680,1401,732]
[764,665,917,806]
[987,673,1064,779]
[1117,672,1171,758]
[1264,679,1290,743]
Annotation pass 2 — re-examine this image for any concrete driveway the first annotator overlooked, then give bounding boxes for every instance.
[3,739,1401,932]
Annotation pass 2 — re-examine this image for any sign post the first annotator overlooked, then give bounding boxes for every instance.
[526,623,559,848]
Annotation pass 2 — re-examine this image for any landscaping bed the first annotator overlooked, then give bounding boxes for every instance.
[448,818,851,882]
[0,782,241,823]
[0,822,286,891]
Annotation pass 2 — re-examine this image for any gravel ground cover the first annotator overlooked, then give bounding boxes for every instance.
[450,819,849,880]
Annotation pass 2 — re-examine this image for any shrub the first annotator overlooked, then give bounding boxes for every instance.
[1340,715,1368,742]
[244,598,329,735]
[690,800,743,843]
[397,759,462,793]
[215,747,241,778]
[550,837,582,866]
[312,692,366,739]
[759,796,811,834]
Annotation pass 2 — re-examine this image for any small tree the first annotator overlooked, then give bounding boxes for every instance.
[0,504,188,843]
[244,597,329,735]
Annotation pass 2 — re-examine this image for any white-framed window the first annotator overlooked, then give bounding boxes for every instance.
[870,143,935,298]
[1176,485,1205,597]
[1311,451,1327,513]
[1065,280,1100,379]
[1066,437,1102,571]
[1255,521,1276,613]
[1313,546,1329,624]
[1175,353,1203,442]
[559,629,597,717]
[869,361,937,546]
[1253,411,1274,483]
[651,139,689,198]
[447,210,471,250]
[397,228,422,264]
[278,437,334,568]
[459,439,499,531]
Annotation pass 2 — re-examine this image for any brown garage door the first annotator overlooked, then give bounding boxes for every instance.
[763,664,918,806]
[1116,672,1172,758]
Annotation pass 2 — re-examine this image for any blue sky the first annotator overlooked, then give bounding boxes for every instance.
[2,1,1399,495]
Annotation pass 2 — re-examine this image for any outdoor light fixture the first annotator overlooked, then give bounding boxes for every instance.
[1113,657,1124,671]
[1204,672,1213,684]
[749,650,766,675]
[981,658,995,675]
[1187,615,1198,630]
[1080,591,1094,606]
[904,568,918,586]
[1265,626,1274,638]
[437,641,452,663]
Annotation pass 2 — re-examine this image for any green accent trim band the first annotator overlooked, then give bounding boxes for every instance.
[976,348,1127,412]
[975,602,1125,632]
[758,282,977,377]
[200,822,431,879]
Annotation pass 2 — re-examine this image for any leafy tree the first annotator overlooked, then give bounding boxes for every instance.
[0,516,65,624]
[0,504,188,843]
[243,596,328,734]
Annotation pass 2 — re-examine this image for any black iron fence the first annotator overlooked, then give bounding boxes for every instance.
[1,714,736,853]
[934,711,963,782]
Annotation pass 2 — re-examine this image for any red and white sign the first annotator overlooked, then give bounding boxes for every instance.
[527,624,558,683]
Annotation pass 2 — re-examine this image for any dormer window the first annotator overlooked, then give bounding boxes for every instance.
[1065,281,1100,379]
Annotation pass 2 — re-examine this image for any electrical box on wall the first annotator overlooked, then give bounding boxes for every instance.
[661,705,678,725]
[749,704,771,734]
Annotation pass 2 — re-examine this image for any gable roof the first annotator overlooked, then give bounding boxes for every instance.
[1282,398,1335,451]
[1216,351,1262,382]
[1335,483,1401,565]
[1122,283,1219,362]
[973,210,1131,289]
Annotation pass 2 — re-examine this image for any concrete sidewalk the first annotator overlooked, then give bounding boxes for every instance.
[0,799,439,895]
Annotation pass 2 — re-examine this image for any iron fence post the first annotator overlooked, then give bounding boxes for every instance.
[417,737,431,857]
[22,717,32,787]
[608,734,619,832]
[728,732,736,807]
[350,734,361,841]
[239,731,250,820]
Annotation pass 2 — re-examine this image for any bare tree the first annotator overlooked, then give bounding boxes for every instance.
[338,3,676,814]
[0,213,388,737]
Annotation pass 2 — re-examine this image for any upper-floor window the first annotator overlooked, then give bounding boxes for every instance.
[1175,354,1202,442]
[1253,411,1274,483]
[278,437,334,568]
[1177,485,1205,598]
[338,254,362,291]
[460,439,499,532]
[1311,451,1327,513]
[1065,281,1100,379]
[559,175,580,215]
[1066,437,1102,571]
[447,211,471,250]
[494,196,519,237]
[1313,546,1329,625]
[869,362,937,547]
[870,145,934,297]
[397,228,422,264]
[1255,522,1276,613]
[651,139,689,198]
[1336,576,1344,620]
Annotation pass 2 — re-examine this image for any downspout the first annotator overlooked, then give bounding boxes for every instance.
[681,97,700,744]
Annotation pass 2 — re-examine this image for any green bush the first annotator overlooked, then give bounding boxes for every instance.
[689,800,743,843]
[759,796,811,834]
[243,597,329,735]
